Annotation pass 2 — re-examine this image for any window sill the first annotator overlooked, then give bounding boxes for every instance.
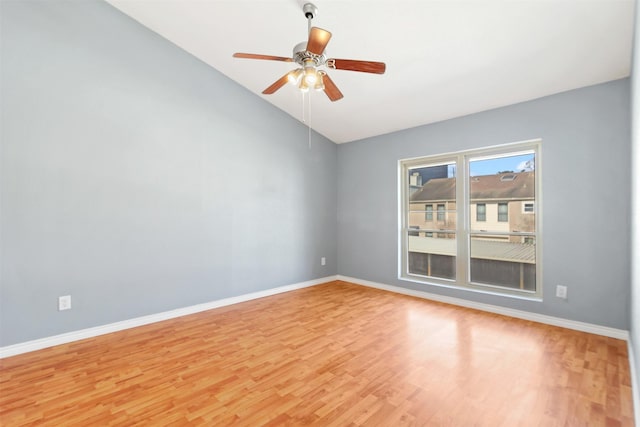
[399,275,543,302]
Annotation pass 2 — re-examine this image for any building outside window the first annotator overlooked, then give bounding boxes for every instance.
[400,141,540,298]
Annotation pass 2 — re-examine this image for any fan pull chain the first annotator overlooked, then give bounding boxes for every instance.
[300,91,312,150]
[302,90,308,126]
[308,90,312,149]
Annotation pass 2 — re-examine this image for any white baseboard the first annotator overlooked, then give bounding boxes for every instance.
[337,275,629,341]
[2,274,628,359]
[0,275,338,359]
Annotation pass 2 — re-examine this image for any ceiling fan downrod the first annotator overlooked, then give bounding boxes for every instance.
[303,3,318,35]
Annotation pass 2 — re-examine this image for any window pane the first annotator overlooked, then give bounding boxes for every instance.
[469,153,535,234]
[467,151,537,293]
[408,163,456,232]
[408,233,456,280]
[407,163,457,279]
[469,235,536,291]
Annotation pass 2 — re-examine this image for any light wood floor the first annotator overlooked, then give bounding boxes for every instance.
[0,281,634,426]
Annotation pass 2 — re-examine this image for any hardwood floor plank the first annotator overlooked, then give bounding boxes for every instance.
[0,281,634,425]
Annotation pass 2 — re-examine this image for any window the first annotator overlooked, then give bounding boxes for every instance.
[425,204,433,221]
[498,203,508,222]
[476,203,486,221]
[523,202,534,213]
[400,141,540,298]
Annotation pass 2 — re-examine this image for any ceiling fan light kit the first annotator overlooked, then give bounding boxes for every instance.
[232,3,386,102]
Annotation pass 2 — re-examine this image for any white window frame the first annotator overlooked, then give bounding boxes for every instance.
[398,140,542,299]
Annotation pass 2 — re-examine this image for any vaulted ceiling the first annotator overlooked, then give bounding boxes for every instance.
[106,0,634,144]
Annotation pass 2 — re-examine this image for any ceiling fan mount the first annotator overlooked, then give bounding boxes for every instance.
[233,2,386,102]
[302,2,318,20]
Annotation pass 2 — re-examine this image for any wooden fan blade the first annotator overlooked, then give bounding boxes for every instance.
[327,58,386,74]
[233,53,293,62]
[306,27,332,55]
[321,73,344,102]
[262,73,291,95]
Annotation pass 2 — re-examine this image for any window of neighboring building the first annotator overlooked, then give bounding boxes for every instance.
[425,204,433,221]
[523,202,534,213]
[400,141,540,298]
[476,203,486,221]
[498,203,508,222]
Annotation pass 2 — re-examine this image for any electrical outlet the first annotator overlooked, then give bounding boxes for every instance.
[58,295,71,311]
[321,257,326,266]
[556,285,567,299]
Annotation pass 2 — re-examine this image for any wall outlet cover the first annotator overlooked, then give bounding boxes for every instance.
[556,285,567,299]
[58,295,72,311]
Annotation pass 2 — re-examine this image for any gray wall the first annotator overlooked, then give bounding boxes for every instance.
[0,0,337,347]
[338,78,631,330]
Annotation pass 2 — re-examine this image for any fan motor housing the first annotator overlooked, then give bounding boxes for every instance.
[292,41,326,67]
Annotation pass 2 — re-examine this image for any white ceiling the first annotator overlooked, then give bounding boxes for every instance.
[105,0,634,144]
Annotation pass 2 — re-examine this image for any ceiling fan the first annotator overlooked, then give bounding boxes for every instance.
[233,3,386,102]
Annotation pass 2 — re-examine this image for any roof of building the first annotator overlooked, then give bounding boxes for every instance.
[408,236,535,264]
[410,172,535,202]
